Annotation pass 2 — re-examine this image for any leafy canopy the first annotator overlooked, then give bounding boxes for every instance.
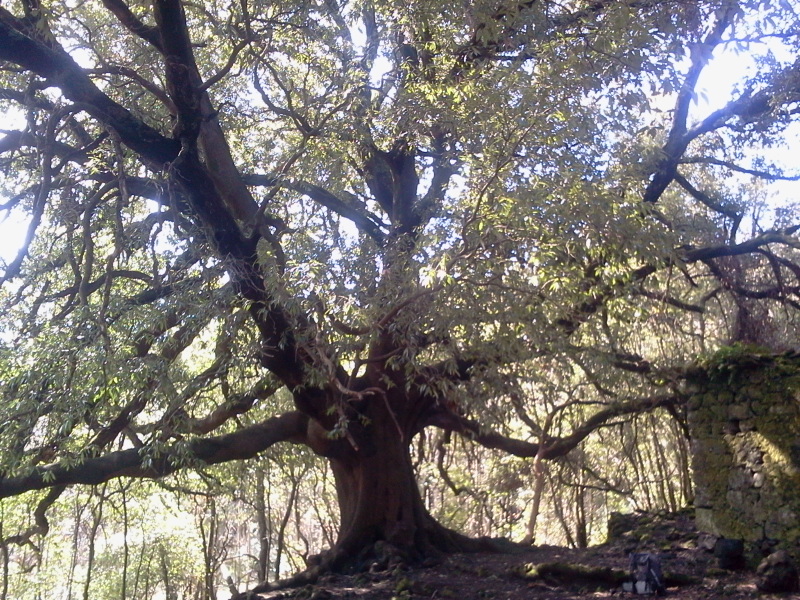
[0,0,798,509]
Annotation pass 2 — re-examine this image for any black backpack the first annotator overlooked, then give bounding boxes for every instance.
[623,552,665,595]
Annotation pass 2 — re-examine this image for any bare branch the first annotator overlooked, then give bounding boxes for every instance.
[680,156,800,181]
[638,287,705,313]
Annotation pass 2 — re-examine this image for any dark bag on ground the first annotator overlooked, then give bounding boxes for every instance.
[622,552,665,595]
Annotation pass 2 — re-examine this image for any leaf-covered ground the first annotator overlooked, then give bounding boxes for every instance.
[249,510,790,599]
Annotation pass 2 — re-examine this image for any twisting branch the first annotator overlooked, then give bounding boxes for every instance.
[425,393,683,460]
[199,36,250,92]
[643,4,737,203]
[0,412,310,499]
[1,485,66,547]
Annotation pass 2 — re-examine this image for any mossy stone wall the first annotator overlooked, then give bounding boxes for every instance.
[688,351,800,554]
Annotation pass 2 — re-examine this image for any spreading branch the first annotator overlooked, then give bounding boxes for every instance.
[0,412,310,499]
[426,394,683,460]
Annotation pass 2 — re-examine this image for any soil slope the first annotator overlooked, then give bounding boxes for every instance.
[247,510,790,599]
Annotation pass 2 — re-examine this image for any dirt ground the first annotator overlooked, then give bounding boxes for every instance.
[246,510,796,600]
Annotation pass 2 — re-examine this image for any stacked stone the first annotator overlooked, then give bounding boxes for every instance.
[687,351,800,561]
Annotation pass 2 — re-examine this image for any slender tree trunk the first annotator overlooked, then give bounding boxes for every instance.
[633,432,654,510]
[131,538,148,600]
[83,490,105,600]
[521,450,547,545]
[67,497,87,600]
[255,469,270,583]
[0,521,9,600]
[274,470,303,579]
[310,466,336,549]
[199,497,218,600]
[141,547,155,600]
[649,415,678,512]
[674,419,693,504]
[574,484,588,549]
[120,485,129,600]
[550,476,576,548]
[159,543,177,600]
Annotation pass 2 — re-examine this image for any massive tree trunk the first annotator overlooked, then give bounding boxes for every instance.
[311,397,475,569]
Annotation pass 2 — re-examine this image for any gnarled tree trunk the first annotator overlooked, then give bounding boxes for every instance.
[310,396,477,569]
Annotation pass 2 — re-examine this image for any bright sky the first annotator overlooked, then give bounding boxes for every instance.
[693,41,800,213]
[0,209,28,265]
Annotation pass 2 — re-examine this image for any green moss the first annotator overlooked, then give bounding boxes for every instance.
[516,562,627,586]
[394,577,412,593]
[698,346,800,391]
[690,349,800,546]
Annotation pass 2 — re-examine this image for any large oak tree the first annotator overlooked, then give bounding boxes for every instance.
[1,0,799,588]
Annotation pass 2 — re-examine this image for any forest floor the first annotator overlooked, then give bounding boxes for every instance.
[249,509,795,600]
[245,511,800,600]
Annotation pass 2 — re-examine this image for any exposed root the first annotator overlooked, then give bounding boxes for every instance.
[230,532,526,599]
[229,562,324,599]
[515,560,701,590]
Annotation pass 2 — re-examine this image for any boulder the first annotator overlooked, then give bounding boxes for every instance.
[714,538,745,571]
[756,550,799,593]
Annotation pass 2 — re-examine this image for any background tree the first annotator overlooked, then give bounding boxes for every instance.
[1,0,799,588]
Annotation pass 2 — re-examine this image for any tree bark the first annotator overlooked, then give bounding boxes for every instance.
[0,524,8,600]
[255,470,271,583]
[521,452,547,545]
[321,405,477,569]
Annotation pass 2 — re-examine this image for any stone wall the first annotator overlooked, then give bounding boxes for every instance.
[688,350,800,556]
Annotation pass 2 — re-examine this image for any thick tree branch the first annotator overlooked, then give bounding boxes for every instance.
[182,380,281,435]
[0,412,310,499]
[100,0,164,53]
[426,394,682,460]
[244,174,387,244]
[0,9,180,165]
[683,228,800,262]
[642,5,737,203]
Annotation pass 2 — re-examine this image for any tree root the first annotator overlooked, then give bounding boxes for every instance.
[230,563,324,599]
[230,534,525,599]
[515,561,701,589]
